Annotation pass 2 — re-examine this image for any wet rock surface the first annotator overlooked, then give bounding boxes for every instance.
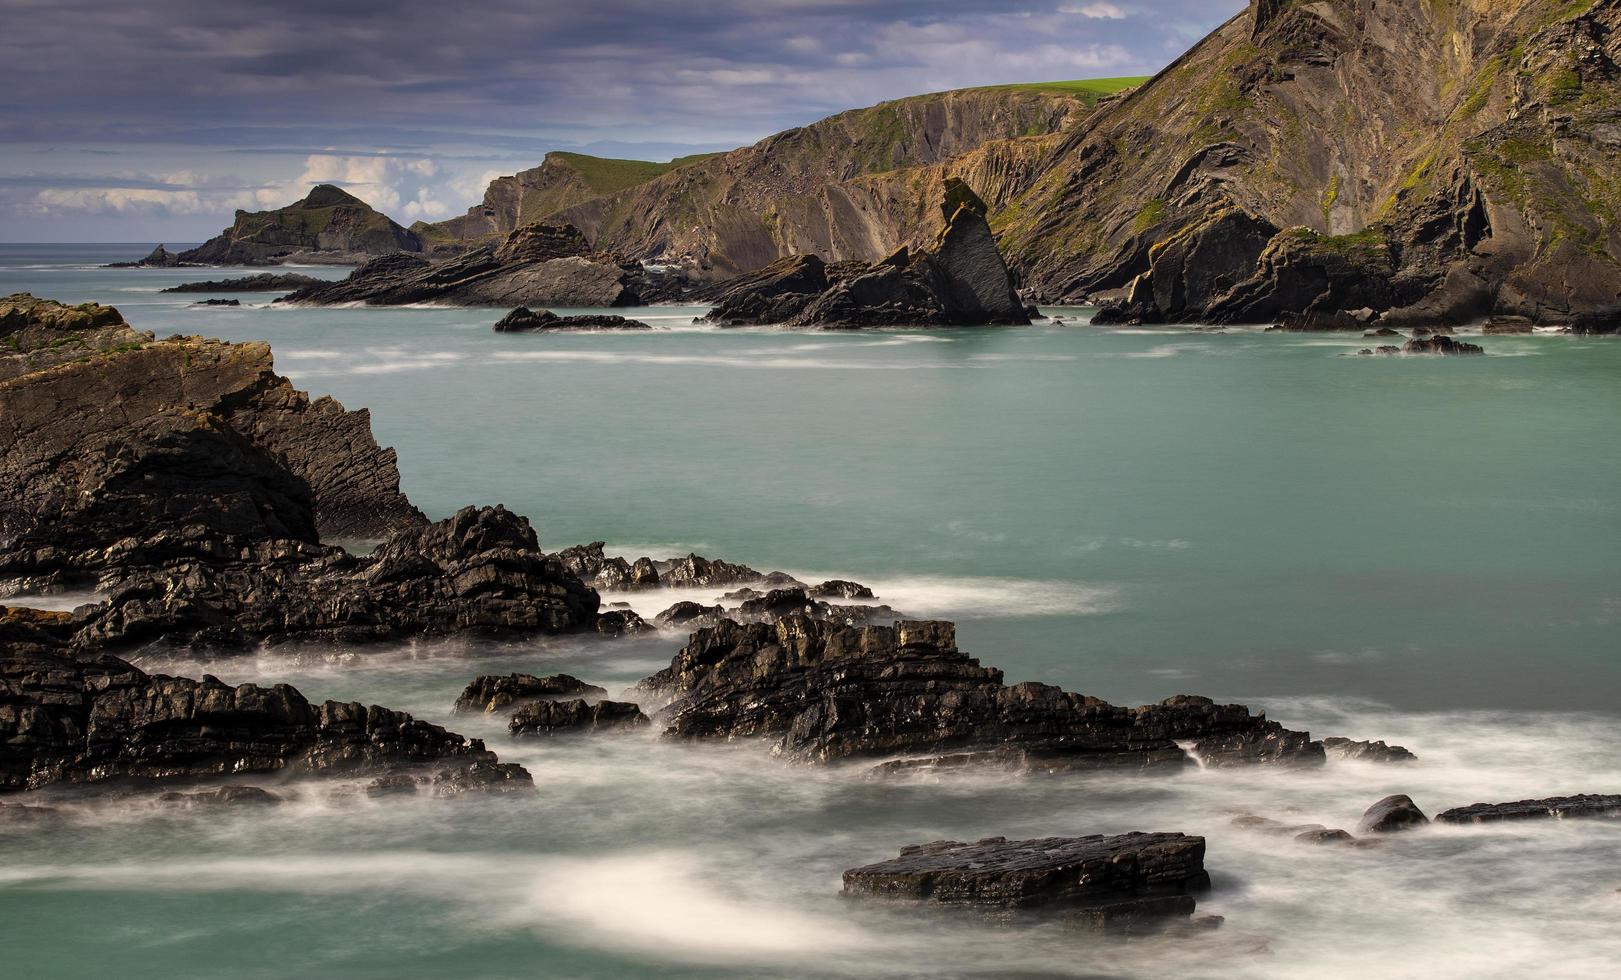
[453,673,607,714]
[633,616,1324,770]
[492,307,652,332]
[1359,794,1430,833]
[508,698,649,737]
[1436,794,1621,825]
[1322,737,1417,763]
[842,833,1210,932]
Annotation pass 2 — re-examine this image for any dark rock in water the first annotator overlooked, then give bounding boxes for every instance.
[655,601,727,628]
[719,587,764,603]
[179,184,422,266]
[1364,327,1402,338]
[1359,794,1430,833]
[1322,737,1417,763]
[157,785,283,808]
[193,299,241,306]
[453,673,608,714]
[1356,345,1405,356]
[162,274,325,293]
[280,223,683,308]
[733,587,895,627]
[842,833,1210,933]
[704,181,1028,329]
[1269,306,1383,332]
[1402,335,1484,356]
[1231,814,1371,848]
[508,698,649,737]
[594,609,651,635]
[661,553,773,589]
[1436,795,1621,825]
[0,295,424,590]
[1483,318,1534,335]
[555,542,665,592]
[105,244,186,268]
[808,580,875,599]
[737,588,821,621]
[1295,828,1357,846]
[0,625,531,794]
[634,617,1323,770]
[73,505,602,654]
[492,307,652,332]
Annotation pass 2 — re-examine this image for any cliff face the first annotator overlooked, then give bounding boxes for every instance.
[414,152,720,251]
[1002,0,1621,327]
[179,184,423,266]
[543,86,1120,277]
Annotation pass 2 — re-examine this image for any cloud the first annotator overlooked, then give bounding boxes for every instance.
[1062,2,1128,18]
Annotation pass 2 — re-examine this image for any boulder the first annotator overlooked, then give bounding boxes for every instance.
[1359,794,1430,833]
[1436,795,1621,825]
[452,673,607,714]
[634,617,1324,770]
[1322,737,1417,763]
[508,698,649,737]
[842,833,1209,933]
[1402,335,1485,355]
[807,580,875,599]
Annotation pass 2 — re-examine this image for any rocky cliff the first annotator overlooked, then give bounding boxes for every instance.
[177,184,423,266]
[414,151,721,251]
[1001,0,1621,328]
[0,294,423,590]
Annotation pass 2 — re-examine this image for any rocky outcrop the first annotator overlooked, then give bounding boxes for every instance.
[555,542,805,594]
[508,698,648,737]
[1006,0,1621,328]
[281,224,678,308]
[178,185,422,266]
[161,274,325,293]
[1436,794,1621,824]
[702,182,1028,328]
[632,616,1324,771]
[842,833,1211,933]
[492,308,651,332]
[1359,794,1430,833]
[0,617,529,794]
[452,673,607,714]
[106,245,189,269]
[1321,737,1417,763]
[72,506,601,655]
[0,296,422,591]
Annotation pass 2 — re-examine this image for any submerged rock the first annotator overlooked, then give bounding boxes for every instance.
[1402,335,1485,356]
[1436,795,1621,825]
[492,307,651,332]
[192,299,241,306]
[1322,737,1417,763]
[157,785,283,808]
[633,617,1323,771]
[842,833,1210,933]
[162,273,325,293]
[453,673,608,714]
[1359,794,1430,833]
[508,698,649,737]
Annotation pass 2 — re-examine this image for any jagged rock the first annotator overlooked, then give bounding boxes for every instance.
[508,698,649,737]
[72,505,601,654]
[1364,326,1402,338]
[452,673,607,714]
[633,617,1323,770]
[1322,737,1417,763]
[157,785,283,808]
[705,182,1028,329]
[106,244,187,268]
[594,609,651,635]
[661,553,773,589]
[807,580,875,599]
[1356,345,1406,356]
[193,299,241,307]
[1436,795,1621,825]
[162,274,325,293]
[178,185,422,266]
[492,307,651,332]
[0,296,423,590]
[1402,335,1485,355]
[281,224,680,308]
[0,629,529,794]
[842,833,1210,934]
[365,773,420,797]
[654,601,726,628]
[1359,794,1430,833]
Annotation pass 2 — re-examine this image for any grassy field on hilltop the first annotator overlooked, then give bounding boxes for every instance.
[981,76,1152,99]
[550,151,725,194]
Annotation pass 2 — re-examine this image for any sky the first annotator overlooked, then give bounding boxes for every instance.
[0,0,1244,242]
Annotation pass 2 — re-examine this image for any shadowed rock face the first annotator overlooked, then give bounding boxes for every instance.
[1004,0,1621,327]
[632,616,1324,771]
[0,612,528,794]
[508,698,649,737]
[177,184,422,266]
[453,673,607,714]
[703,182,1028,328]
[0,296,423,591]
[842,833,1210,932]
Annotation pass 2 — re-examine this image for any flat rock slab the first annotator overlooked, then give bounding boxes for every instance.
[842,833,1209,919]
[1436,794,1621,824]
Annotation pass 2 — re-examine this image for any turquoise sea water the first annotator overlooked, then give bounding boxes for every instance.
[2,244,1619,978]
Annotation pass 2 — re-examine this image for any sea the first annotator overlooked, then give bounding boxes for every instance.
[2,243,1618,978]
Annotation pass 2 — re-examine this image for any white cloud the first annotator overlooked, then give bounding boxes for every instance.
[1061,2,1128,18]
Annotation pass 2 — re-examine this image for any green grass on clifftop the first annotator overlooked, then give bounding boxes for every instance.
[550,151,724,195]
[976,76,1151,99]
